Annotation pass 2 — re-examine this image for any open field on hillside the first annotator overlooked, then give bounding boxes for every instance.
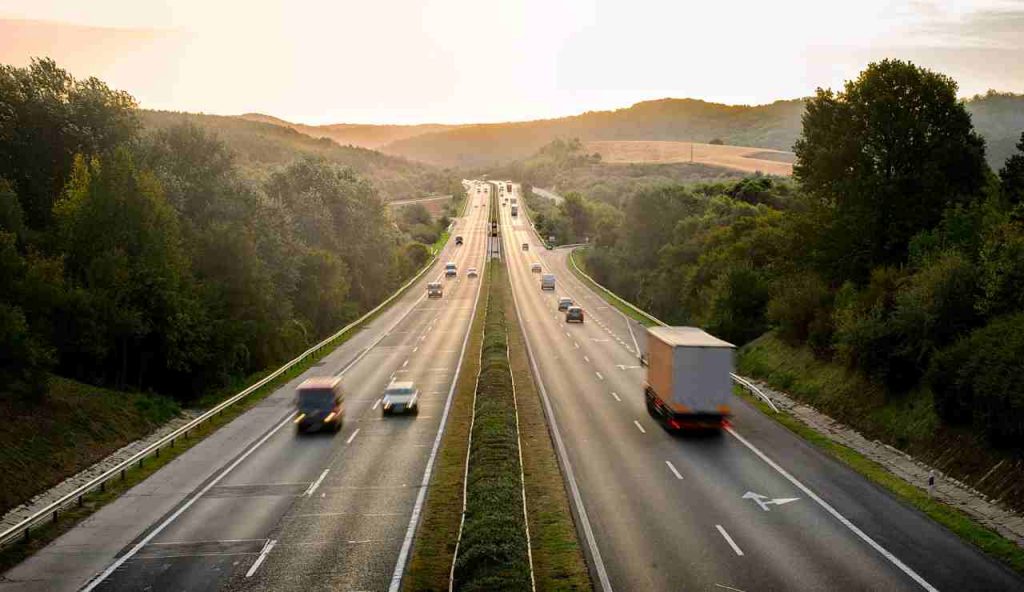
[387,194,453,218]
[586,140,794,175]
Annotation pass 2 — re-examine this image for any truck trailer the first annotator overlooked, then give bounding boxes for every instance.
[644,326,734,431]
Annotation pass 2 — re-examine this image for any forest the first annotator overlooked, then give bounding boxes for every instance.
[536,60,1024,449]
[0,59,460,403]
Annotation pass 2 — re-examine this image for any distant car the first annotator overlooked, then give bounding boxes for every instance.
[557,296,573,311]
[455,235,464,245]
[382,381,419,415]
[294,377,344,433]
[522,243,529,251]
[467,267,479,278]
[445,262,457,277]
[427,282,443,298]
[565,306,584,323]
[530,263,542,273]
[541,273,556,291]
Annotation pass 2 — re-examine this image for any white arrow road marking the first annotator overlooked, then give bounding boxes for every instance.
[743,491,800,512]
[246,539,277,577]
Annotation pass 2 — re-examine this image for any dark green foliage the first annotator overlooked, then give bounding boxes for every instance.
[453,268,531,592]
[795,59,987,281]
[706,267,769,345]
[929,314,1024,446]
[0,59,442,401]
[1000,132,1024,206]
[767,272,833,351]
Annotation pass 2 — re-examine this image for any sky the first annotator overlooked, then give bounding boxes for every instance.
[0,0,1022,125]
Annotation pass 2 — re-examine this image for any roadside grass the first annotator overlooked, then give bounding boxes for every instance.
[737,387,1024,575]
[404,263,490,592]
[568,249,656,328]
[565,253,1024,577]
[0,252,441,572]
[0,378,181,518]
[452,263,532,591]
[503,267,592,590]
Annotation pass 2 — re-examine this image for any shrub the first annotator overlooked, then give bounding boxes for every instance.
[767,272,833,352]
[928,314,1024,447]
[705,267,769,345]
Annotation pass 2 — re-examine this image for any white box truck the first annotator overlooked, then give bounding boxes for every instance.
[644,326,734,431]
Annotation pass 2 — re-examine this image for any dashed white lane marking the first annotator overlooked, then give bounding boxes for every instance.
[595,371,604,381]
[715,525,744,556]
[413,346,418,353]
[574,342,580,349]
[565,331,571,338]
[584,356,591,363]
[633,420,646,434]
[346,428,361,444]
[611,392,621,402]
[372,398,382,410]
[245,539,277,577]
[304,469,330,497]
[665,461,684,480]
[402,359,409,368]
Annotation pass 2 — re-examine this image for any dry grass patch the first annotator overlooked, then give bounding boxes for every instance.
[585,140,793,176]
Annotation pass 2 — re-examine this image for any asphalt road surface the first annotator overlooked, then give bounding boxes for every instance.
[73,188,491,592]
[499,183,1023,592]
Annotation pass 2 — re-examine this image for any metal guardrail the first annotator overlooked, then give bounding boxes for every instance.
[565,247,780,413]
[0,246,446,549]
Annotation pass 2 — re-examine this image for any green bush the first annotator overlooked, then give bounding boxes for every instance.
[767,272,833,352]
[706,266,769,345]
[928,314,1024,447]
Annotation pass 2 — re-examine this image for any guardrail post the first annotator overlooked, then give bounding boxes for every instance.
[155,446,160,458]
[52,510,57,524]
[120,469,125,481]
[23,528,29,542]
[78,495,83,508]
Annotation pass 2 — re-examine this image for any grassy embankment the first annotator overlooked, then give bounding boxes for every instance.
[570,247,1024,576]
[0,249,442,572]
[405,263,590,591]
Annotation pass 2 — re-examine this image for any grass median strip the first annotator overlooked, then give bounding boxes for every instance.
[452,263,532,591]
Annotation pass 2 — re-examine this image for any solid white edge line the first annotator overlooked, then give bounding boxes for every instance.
[505,197,614,592]
[245,538,277,577]
[725,426,938,592]
[346,428,361,445]
[388,201,487,592]
[304,469,330,497]
[81,415,294,591]
[665,461,683,480]
[633,420,646,434]
[715,525,744,556]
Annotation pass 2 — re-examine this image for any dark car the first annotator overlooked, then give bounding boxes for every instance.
[294,377,344,433]
[455,235,464,245]
[565,306,584,323]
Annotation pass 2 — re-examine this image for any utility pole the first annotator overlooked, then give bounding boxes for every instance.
[690,142,694,163]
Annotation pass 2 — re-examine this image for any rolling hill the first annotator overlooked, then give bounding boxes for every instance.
[238,113,460,149]
[375,94,1024,171]
[140,110,458,201]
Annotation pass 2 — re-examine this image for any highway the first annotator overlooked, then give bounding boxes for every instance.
[499,182,1024,592]
[42,186,491,592]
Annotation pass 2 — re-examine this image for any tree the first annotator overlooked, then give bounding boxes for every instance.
[794,60,987,281]
[0,59,138,229]
[1000,132,1024,206]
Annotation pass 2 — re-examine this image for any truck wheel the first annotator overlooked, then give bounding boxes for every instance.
[645,398,657,418]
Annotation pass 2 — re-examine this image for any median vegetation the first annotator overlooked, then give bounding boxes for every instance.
[452,263,532,591]
[406,264,590,591]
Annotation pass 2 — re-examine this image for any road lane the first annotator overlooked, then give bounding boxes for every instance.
[84,188,491,592]
[503,183,1024,592]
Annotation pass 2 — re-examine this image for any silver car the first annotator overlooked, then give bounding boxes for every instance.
[382,381,420,415]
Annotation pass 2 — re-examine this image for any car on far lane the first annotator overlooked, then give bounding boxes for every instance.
[467,267,479,278]
[382,381,419,415]
[565,306,584,323]
[455,235,463,245]
[522,243,529,251]
[530,263,542,273]
[427,282,443,298]
[541,273,556,291]
[294,377,344,433]
[557,296,573,311]
[445,261,457,278]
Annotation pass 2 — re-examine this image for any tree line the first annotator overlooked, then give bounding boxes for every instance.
[0,59,455,402]
[545,60,1024,448]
